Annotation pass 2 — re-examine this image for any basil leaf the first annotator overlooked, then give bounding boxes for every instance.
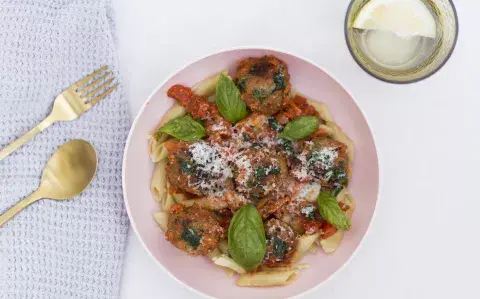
[216,73,248,124]
[158,115,206,141]
[279,116,319,141]
[317,191,351,231]
[228,205,266,271]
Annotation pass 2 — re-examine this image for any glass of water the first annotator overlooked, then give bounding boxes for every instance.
[345,0,458,84]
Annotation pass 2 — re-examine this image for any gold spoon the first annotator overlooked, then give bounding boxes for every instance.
[0,139,98,227]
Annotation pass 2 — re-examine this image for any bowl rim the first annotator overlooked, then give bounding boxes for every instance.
[122,46,382,299]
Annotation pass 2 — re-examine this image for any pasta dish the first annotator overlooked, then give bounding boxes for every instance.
[148,56,355,287]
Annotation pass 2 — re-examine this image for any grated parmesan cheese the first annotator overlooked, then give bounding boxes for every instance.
[260,136,277,147]
[292,147,339,182]
[209,122,226,132]
[308,147,338,170]
[291,152,309,181]
[297,183,321,202]
[301,205,315,216]
[189,142,232,178]
[233,153,253,189]
[188,142,233,196]
[268,224,287,235]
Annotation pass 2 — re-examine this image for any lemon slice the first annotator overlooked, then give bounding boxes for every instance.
[352,0,437,39]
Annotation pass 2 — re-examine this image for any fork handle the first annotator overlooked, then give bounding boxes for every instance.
[0,189,43,227]
[0,114,56,161]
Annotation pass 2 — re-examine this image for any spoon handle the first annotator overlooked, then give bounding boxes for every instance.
[0,190,43,227]
[0,114,55,161]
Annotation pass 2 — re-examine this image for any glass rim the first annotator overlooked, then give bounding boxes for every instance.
[344,0,459,84]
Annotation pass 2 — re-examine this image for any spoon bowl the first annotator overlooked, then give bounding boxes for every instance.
[40,139,98,200]
[0,139,98,226]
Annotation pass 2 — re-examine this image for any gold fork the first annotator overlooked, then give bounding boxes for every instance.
[0,66,119,161]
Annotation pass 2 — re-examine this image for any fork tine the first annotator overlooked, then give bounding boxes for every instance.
[74,65,108,88]
[83,77,115,100]
[79,72,115,97]
[85,82,119,109]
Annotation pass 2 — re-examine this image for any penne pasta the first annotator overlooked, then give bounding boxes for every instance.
[218,239,229,255]
[207,249,239,277]
[162,187,175,212]
[307,99,334,122]
[148,140,168,163]
[308,242,318,254]
[320,190,356,253]
[292,233,321,263]
[224,268,236,278]
[262,264,311,273]
[149,132,167,147]
[336,188,347,203]
[172,192,186,203]
[345,193,356,210]
[207,248,222,261]
[153,212,169,231]
[295,264,310,270]
[212,254,246,274]
[155,103,187,130]
[318,124,335,135]
[191,70,228,97]
[320,230,345,254]
[162,179,175,212]
[237,269,299,287]
[151,160,168,204]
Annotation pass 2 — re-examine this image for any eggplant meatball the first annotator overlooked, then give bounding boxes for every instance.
[290,137,350,193]
[232,113,277,149]
[263,219,296,267]
[258,196,323,235]
[235,56,291,115]
[233,148,289,200]
[164,140,233,196]
[166,204,225,255]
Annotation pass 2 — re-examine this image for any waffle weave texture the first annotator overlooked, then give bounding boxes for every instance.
[0,0,130,298]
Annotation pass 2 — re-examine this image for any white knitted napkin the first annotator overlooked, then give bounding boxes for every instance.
[0,1,130,298]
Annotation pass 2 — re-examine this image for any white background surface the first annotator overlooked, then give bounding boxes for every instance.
[114,1,479,298]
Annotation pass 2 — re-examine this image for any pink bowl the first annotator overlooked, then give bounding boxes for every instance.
[123,48,379,299]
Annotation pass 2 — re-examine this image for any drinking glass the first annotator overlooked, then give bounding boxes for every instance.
[345,0,458,83]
